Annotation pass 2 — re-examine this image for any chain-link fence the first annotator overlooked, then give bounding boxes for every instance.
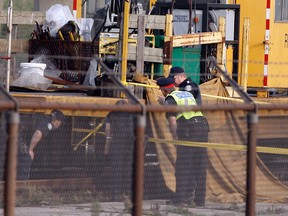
[1,76,288,215]
[1,1,288,215]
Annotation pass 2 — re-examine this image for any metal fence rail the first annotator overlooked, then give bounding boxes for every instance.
[1,94,288,216]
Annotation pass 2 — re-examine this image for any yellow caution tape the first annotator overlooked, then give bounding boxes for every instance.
[127,82,159,88]
[201,93,271,104]
[148,138,288,155]
[73,119,105,151]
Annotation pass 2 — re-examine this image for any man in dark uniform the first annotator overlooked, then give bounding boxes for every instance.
[103,100,135,200]
[157,77,210,207]
[169,66,202,105]
[28,109,65,160]
[17,109,65,180]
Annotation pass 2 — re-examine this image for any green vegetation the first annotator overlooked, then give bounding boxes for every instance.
[0,185,96,207]
[90,197,101,216]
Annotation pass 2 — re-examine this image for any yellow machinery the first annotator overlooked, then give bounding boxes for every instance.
[237,0,288,89]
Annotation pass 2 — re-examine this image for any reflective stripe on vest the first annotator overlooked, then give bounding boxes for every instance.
[167,90,203,120]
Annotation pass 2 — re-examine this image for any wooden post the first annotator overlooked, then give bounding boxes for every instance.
[240,17,250,92]
[217,17,226,65]
[6,0,13,92]
[163,14,173,77]
[216,17,227,82]
[135,15,145,99]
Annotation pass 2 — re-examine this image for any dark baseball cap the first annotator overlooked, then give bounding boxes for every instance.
[156,77,175,89]
[50,109,65,123]
[168,66,184,78]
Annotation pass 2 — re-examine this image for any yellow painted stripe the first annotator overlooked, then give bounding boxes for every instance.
[148,138,288,155]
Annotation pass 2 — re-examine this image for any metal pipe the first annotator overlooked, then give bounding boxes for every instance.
[132,115,146,216]
[246,112,258,216]
[1,76,19,216]
[4,111,19,216]
[4,100,288,113]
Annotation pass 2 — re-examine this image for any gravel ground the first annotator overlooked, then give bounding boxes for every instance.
[1,200,288,216]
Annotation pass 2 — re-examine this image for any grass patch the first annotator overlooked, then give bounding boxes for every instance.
[0,185,98,207]
[90,196,101,216]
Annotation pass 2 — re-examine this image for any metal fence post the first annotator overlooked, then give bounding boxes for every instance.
[246,112,258,216]
[4,111,19,216]
[132,114,146,216]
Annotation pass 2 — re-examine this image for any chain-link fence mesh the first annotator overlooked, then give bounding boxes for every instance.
[1,1,288,215]
[1,78,288,215]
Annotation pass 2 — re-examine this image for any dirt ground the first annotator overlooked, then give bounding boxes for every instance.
[2,200,288,216]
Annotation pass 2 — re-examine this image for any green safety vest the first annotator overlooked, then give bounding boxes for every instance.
[167,90,203,120]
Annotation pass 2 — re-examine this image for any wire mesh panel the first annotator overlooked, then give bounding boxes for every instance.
[28,39,98,83]
[2,80,288,215]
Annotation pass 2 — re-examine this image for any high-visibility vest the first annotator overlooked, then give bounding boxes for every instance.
[167,90,203,120]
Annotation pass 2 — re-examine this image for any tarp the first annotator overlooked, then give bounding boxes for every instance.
[145,77,288,203]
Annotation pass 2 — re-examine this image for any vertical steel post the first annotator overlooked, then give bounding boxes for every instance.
[246,112,258,216]
[132,115,146,216]
[4,111,19,216]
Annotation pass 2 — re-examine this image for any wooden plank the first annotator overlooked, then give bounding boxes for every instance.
[216,17,227,83]
[0,11,167,31]
[136,15,145,74]
[135,15,145,98]
[11,93,122,117]
[127,46,163,63]
[216,17,226,64]
[240,17,250,92]
[172,31,223,47]
[129,14,166,30]
[0,11,167,30]
[163,14,173,77]
[0,39,29,53]
[0,10,45,25]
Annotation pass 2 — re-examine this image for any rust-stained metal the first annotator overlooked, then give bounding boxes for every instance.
[246,112,258,216]
[1,81,19,216]
[3,100,288,113]
[4,112,19,216]
[132,115,146,216]
[172,32,223,47]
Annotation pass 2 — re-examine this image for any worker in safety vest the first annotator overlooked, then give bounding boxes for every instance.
[169,66,202,105]
[156,77,210,207]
